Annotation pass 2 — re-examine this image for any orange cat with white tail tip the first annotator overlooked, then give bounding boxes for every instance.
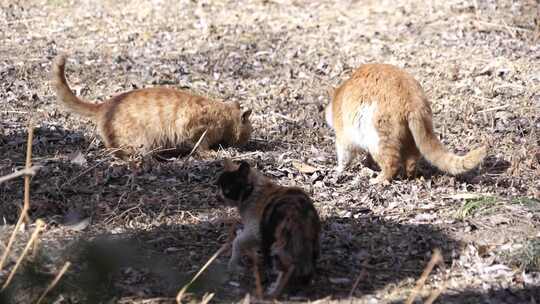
[325,63,487,184]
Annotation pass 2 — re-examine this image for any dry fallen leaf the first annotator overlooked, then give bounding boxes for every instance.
[292,161,318,174]
[69,150,87,167]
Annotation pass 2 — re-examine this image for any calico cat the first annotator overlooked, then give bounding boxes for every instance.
[216,159,321,298]
[52,55,253,157]
[325,63,487,183]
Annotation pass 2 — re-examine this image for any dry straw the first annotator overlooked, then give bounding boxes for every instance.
[349,260,369,298]
[176,243,227,304]
[186,129,208,159]
[405,249,443,304]
[0,123,35,272]
[1,219,45,291]
[0,166,41,184]
[36,261,72,304]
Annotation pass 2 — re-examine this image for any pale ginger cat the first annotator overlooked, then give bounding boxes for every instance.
[52,55,253,158]
[325,63,487,183]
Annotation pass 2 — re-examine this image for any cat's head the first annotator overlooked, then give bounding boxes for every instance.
[216,159,255,207]
[231,101,253,146]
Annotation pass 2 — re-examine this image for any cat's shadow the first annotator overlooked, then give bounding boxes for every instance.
[239,138,288,153]
[358,153,510,184]
[0,215,461,302]
[149,137,286,161]
[0,123,94,164]
[478,154,511,175]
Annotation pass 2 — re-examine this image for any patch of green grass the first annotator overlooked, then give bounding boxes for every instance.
[511,197,540,211]
[500,239,540,271]
[46,0,68,7]
[455,196,500,220]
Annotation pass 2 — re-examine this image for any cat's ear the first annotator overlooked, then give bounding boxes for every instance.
[238,161,250,177]
[241,109,252,122]
[223,158,234,171]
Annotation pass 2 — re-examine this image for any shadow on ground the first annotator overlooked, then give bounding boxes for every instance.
[0,215,462,303]
[389,287,540,304]
[0,222,228,304]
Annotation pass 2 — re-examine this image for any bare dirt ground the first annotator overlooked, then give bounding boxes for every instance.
[1,0,539,303]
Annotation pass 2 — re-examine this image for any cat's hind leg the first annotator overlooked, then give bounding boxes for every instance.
[403,146,421,178]
[335,140,355,173]
[370,142,401,184]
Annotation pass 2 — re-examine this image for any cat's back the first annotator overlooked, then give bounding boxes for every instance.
[259,186,320,239]
[103,87,210,111]
[97,87,215,126]
[259,186,320,282]
[258,186,313,212]
[336,63,424,109]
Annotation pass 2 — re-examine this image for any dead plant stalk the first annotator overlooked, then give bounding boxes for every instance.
[176,242,228,303]
[405,249,443,304]
[1,219,45,291]
[0,123,34,271]
[0,166,41,184]
[36,261,72,304]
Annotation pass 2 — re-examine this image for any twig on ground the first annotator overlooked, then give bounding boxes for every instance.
[0,123,34,271]
[271,111,297,123]
[241,293,250,304]
[405,249,443,304]
[185,129,208,160]
[474,20,532,32]
[493,83,526,91]
[478,104,510,113]
[104,202,143,225]
[36,261,72,304]
[142,146,179,157]
[1,219,45,291]
[424,281,447,304]
[500,19,517,38]
[425,255,449,304]
[349,260,369,298]
[61,148,121,187]
[0,166,41,184]
[199,293,215,304]
[176,242,229,303]
[230,151,263,160]
[0,110,29,114]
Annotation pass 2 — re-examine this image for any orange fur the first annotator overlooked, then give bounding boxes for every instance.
[325,63,487,183]
[52,55,253,157]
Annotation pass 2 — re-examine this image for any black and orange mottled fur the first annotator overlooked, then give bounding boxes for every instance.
[260,188,320,286]
[216,159,321,298]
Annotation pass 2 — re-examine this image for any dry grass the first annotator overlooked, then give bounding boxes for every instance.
[1,0,539,303]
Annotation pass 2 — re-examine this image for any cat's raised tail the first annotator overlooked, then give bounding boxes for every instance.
[52,55,101,117]
[408,107,487,175]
